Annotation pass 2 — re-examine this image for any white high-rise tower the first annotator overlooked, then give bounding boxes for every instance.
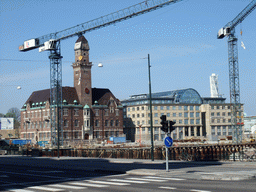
[210,73,220,98]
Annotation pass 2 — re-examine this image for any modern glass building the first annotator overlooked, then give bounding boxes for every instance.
[121,88,243,143]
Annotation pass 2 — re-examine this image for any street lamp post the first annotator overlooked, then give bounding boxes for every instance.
[148,54,154,161]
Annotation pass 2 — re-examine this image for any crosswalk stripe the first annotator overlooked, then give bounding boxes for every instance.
[109,179,149,184]
[48,184,86,189]
[190,190,211,192]
[89,180,130,186]
[70,182,109,188]
[28,186,64,191]
[126,177,166,182]
[145,176,186,181]
[159,186,177,190]
[9,190,34,192]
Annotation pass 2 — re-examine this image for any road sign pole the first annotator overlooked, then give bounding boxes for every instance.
[166,146,169,172]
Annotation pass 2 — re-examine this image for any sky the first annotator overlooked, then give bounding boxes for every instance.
[0,0,255,116]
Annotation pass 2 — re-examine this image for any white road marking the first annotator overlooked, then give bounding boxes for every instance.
[9,190,34,192]
[0,175,9,177]
[126,177,166,182]
[48,184,86,189]
[190,190,211,192]
[28,170,64,173]
[28,186,64,191]
[89,180,130,186]
[145,176,186,180]
[70,182,109,188]
[109,179,149,184]
[159,186,177,190]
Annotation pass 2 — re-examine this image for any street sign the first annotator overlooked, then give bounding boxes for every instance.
[164,136,173,148]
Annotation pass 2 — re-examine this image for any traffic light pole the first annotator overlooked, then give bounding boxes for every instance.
[166,126,170,172]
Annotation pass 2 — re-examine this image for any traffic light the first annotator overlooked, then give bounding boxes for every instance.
[160,115,168,132]
[169,120,176,132]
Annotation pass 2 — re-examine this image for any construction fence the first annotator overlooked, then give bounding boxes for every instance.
[30,143,256,161]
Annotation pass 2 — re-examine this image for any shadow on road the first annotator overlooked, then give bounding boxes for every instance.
[0,156,223,191]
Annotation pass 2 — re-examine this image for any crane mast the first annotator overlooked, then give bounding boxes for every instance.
[19,0,184,148]
[218,0,256,144]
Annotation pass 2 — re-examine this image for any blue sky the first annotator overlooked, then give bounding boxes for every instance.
[0,0,255,116]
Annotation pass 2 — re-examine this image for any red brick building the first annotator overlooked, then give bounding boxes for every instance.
[20,36,123,144]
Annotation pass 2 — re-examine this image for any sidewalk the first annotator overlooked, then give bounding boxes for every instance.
[1,155,255,181]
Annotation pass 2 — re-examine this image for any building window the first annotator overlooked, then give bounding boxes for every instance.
[64,120,68,127]
[223,126,227,135]
[142,113,144,117]
[173,113,176,117]
[196,119,200,124]
[228,112,231,116]
[137,107,140,111]
[190,112,194,118]
[190,119,194,124]
[178,106,182,110]
[132,107,135,111]
[223,119,226,123]
[217,126,221,135]
[217,119,220,123]
[110,120,114,126]
[155,120,158,124]
[179,120,182,124]
[105,120,109,126]
[95,120,99,127]
[217,112,220,116]
[211,112,214,116]
[160,106,164,110]
[132,114,135,118]
[184,112,188,118]
[167,113,170,117]
[166,106,170,110]
[95,109,99,116]
[63,108,68,116]
[172,106,176,110]
[196,112,200,117]
[137,121,140,125]
[105,109,109,116]
[115,109,119,116]
[211,126,215,135]
[184,119,188,125]
[115,131,119,137]
[95,131,100,138]
[142,106,144,110]
[74,108,79,116]
[154,113,158,117]
[190,106,194,110]
[74,120,79,127]
[154,106,158,110]
[137,114,140,118]
[179,113,182,117]
[195,106,199,110]
[211,106,214,109]
[211,119,215,123]
[228,119,231,123]
[222,112,225,116]
[105,131,109,137]
[128,108,130,112]
[184,106,188,111]
[115,120,119,126]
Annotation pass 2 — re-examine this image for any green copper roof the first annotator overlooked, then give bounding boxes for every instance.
[84,104,90,109]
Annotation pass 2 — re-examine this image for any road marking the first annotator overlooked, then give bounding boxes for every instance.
[159,186,177,190]
[109,179,149,184]
[48,184,86,189]
[28,186,64,191]
[28,170,64,173]
[190,190,211,192]
[145,176,186,181]
[88,180,130,186]
[70,182,109,187]
[0,175,9,177]
[9,190,34,192]
[126,177,166,182]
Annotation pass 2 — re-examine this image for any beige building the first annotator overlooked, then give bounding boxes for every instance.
[122,88,244,142]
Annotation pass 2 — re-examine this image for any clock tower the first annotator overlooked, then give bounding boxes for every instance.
[72,36,92,107]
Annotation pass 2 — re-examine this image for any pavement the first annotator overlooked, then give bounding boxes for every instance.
[0,155,256,181]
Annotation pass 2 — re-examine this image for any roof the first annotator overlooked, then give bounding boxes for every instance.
[22,87,120,109]
[122,88,203,104]
[76,35,88,44]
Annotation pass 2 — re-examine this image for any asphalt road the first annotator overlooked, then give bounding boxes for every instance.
[1,164,256,192]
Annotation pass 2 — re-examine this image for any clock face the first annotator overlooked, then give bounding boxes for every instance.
[79,56,83,61]
[85,88,90,94]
